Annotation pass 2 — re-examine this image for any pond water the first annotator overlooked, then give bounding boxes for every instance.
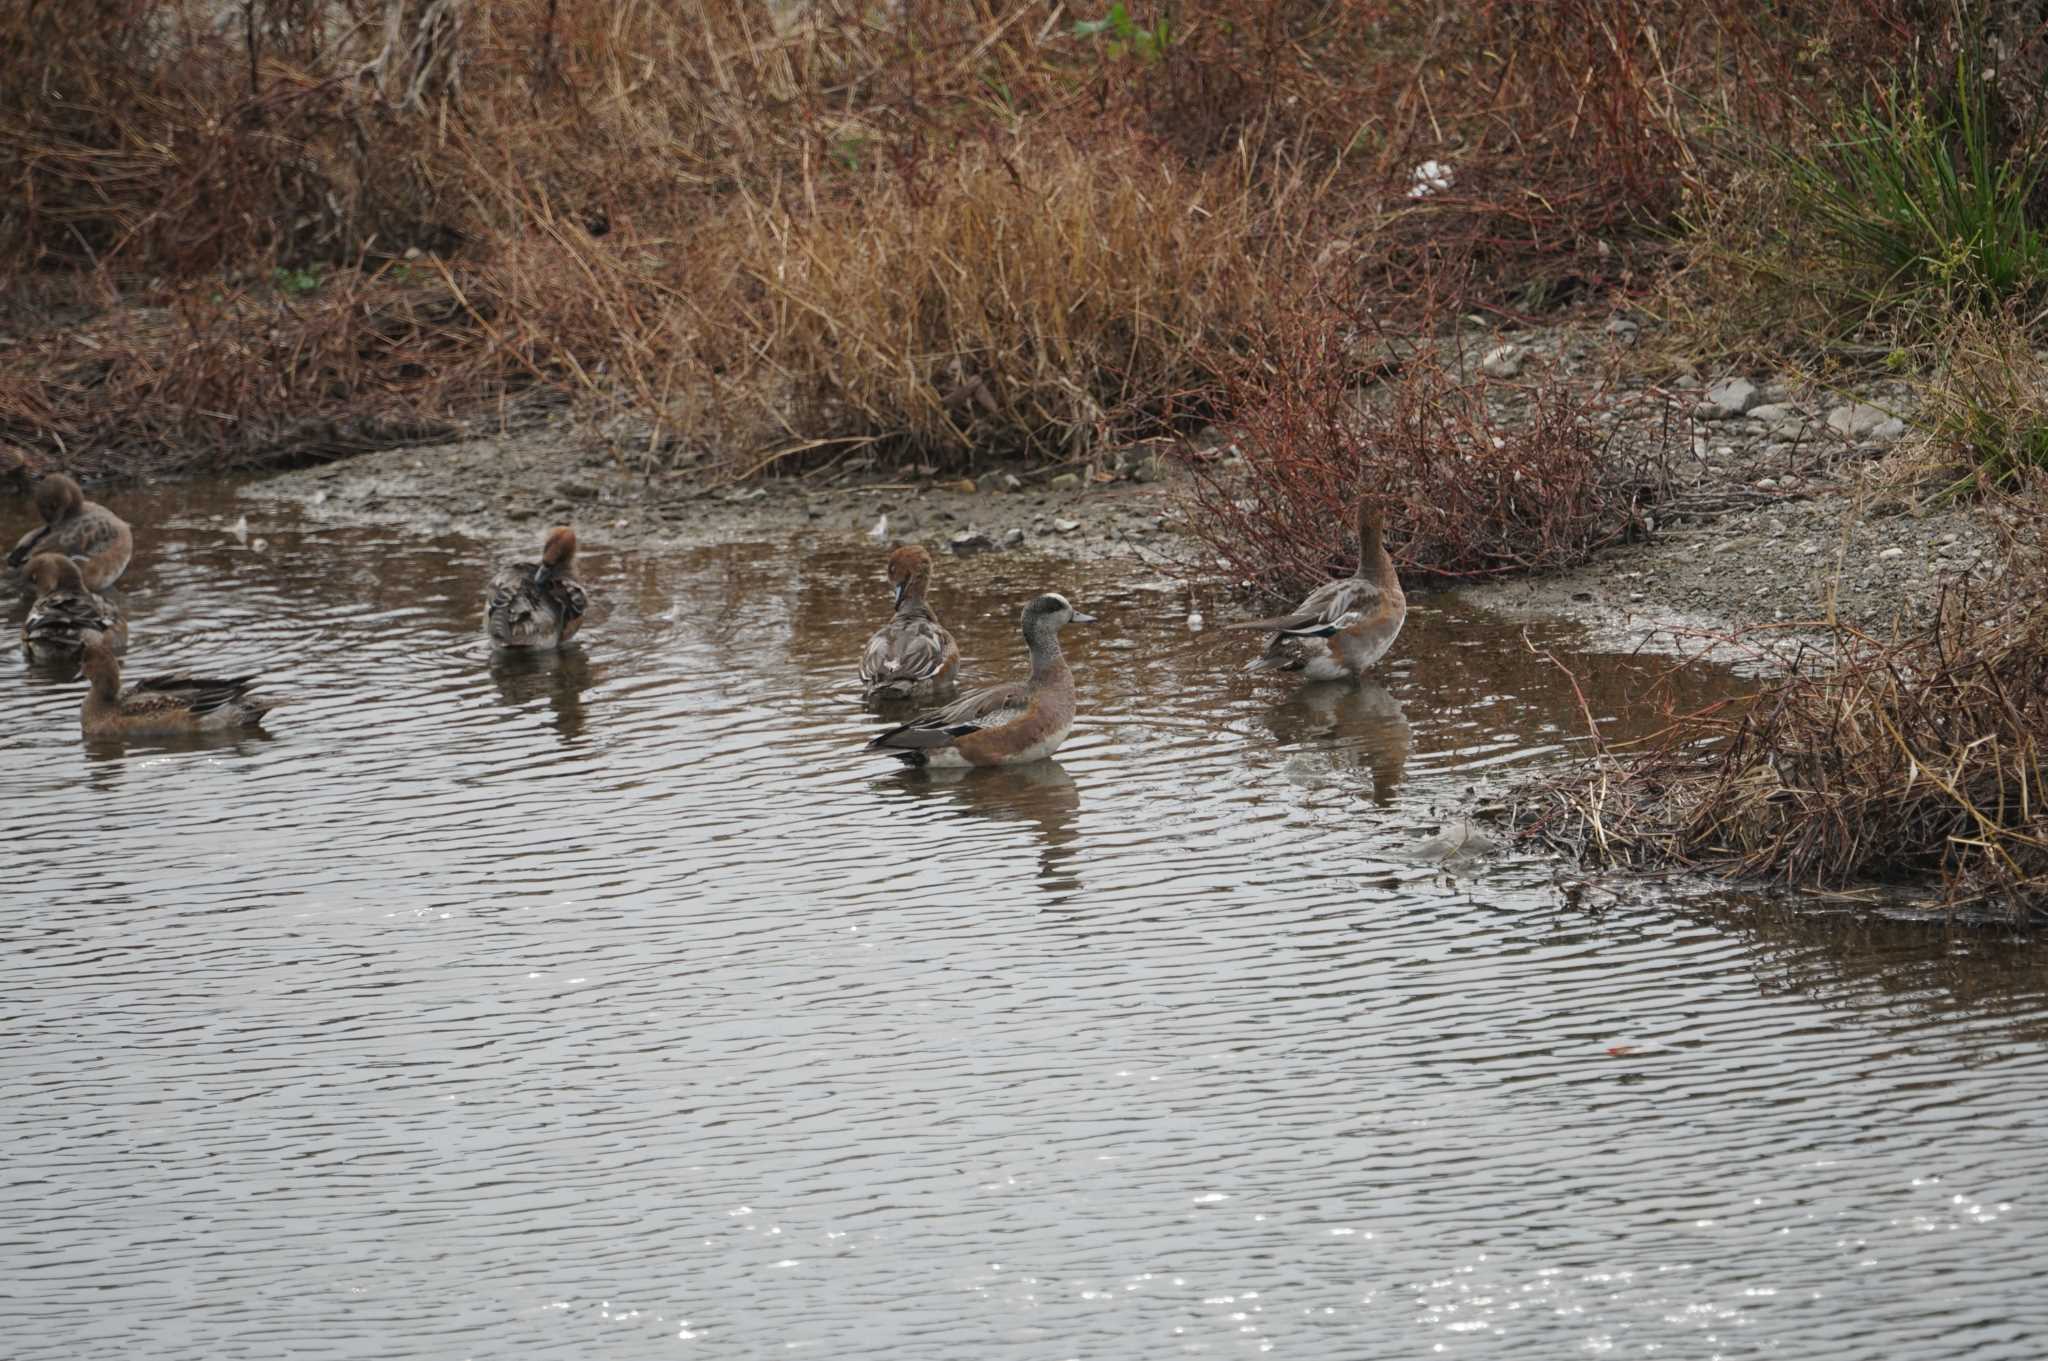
[5,479,2048,1360]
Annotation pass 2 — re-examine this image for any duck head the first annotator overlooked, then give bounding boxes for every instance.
[24,552,85,597]
[886,544,934,607]
[534,525,578,589]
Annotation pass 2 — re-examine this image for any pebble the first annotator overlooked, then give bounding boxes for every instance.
[1878,547,1905,560]
[949,529,996,556]
[1697,376,1759,420]
[1827,401,1901,440]
[1052,518,1081,534]
[1001,527,1026,548]
[557,480,599,500]
[1603,316,1641,344]
[1049,473,1081,490]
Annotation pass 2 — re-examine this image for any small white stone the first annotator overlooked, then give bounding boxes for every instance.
[1480,343,1525,379]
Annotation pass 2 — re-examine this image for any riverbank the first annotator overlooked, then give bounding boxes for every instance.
[245,319,2006,654]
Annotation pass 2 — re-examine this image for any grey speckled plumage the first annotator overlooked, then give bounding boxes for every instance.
[486,525,588,650]
[860,544,961,700]
[21,553,127,657]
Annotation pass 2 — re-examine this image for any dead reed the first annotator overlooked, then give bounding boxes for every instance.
[1512,503,2048,917]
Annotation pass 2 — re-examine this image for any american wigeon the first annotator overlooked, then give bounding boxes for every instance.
[486,525,588,650]
[21,552,127,658]
[78,638,276,736]
[1229,499,1405,680]
[867,592,1094,767]
[7,473,133,591]
[860,544,962,700]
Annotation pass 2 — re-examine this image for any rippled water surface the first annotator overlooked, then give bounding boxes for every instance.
[7,480,2048,1359]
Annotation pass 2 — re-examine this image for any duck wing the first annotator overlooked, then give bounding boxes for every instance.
[23,589,120,647]
[860,616,957,692]
[1226,576,1381,633]
[128,673,259,718]
[867,678,1028,751]
[6,523,49,570]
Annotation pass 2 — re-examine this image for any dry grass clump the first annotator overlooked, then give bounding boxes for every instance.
[1176,303,1668,598]
[1903,308,2048,497]
[1513,503,2048,917]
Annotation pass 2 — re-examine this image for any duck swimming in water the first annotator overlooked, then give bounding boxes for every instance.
[866,593,1093,768]
[1229,499,1405,681]
[21,552,127,659]
[78,638,277,736]
[859,544,962,700]
[486,525,588,650]
[7,473,132,591]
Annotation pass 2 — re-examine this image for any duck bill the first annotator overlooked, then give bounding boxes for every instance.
[1070,611,1098,624]
[532,564,555,590]
[893,581,907,608]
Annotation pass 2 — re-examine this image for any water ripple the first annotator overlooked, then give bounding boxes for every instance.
[1,486,2046,1360]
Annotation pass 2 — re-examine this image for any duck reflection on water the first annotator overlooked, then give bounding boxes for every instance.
[489,645,597,740]
[1261,680,1412,805]
[881,759,1084,900]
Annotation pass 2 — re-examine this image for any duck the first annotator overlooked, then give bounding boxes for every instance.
[21,552,128,659]
[859,544,962,700]
[486,525,588,649]
[7,473,133,591]
[78,638,277,736]
[867,593,1093,767]
[1228,498,1406,680]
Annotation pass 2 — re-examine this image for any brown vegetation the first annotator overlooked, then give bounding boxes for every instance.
[0,0,1956,479]
[1175,300,1668,595]
[1512,500,2048,918]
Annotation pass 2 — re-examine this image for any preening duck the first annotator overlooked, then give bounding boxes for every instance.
[7,473,132,591]
[21,552,127,659]
[859,544,962,700]
[486,525,588,650]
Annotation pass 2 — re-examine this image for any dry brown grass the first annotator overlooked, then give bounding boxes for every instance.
[1513,498,2048,917]
[0,0,1979,478]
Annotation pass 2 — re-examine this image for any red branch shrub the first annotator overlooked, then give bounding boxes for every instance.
[1178,304,1668,599]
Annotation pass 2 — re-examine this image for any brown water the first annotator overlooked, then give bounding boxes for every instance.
[6,479,2048,1360]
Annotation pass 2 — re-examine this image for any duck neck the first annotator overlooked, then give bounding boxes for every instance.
[1358,517,1398,592]
[895,578,933,621]
[1024,622,1067,685]
[84,658,120,702]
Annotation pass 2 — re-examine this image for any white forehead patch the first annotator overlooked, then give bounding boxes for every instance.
[1045,593,1070,611]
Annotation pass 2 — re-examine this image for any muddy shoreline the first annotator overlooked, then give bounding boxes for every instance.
[239,346,1999,658]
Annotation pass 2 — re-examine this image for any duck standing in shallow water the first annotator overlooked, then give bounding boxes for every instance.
[21,553,127,659]
[486,525,588,650]
[867,593,1093,767]
[860,544,961,700]
[1229,499,1406,680]
[78,639,277,736]
[7,473,133,591]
